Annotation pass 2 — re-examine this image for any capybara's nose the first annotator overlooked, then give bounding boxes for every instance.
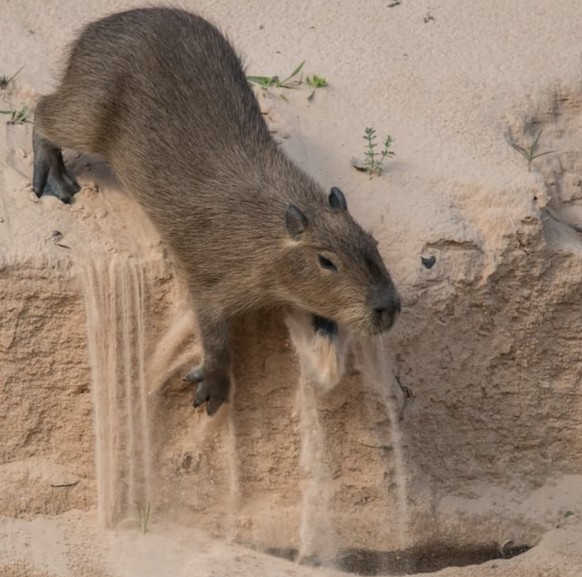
[369,287,401,332]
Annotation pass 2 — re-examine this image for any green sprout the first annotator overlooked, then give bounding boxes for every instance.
[306,74,329,101]
[0,66,24,90]
[0,106,31,125]
[305,74,328,88]
[509,130,555,171]
[137,501,152,534]
[352,127,395,177]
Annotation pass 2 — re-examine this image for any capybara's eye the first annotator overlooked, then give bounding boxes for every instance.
[318,255,338,272]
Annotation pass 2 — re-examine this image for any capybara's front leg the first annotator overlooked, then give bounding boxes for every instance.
[185,311,231,416]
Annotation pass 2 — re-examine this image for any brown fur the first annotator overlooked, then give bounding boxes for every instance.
[32,7,400,415]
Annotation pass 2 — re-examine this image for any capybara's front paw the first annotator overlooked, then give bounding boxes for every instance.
[312,315,338,338]
[191,368,231,416]
[285,310,348,392]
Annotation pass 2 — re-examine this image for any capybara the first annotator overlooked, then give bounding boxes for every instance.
[32,8,401,415]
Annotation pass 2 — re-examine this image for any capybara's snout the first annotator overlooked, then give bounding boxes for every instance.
[367,284,401,334]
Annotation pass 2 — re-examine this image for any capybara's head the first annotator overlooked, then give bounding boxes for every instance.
[279,186,400,335]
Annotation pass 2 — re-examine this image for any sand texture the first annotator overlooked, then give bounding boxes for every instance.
[2,0,582,575]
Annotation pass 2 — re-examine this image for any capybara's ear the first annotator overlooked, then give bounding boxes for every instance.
[329,186,348,211]
[285,203,308,238]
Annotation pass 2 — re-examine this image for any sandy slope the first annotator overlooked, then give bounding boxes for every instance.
[4,0,577,273]
[2,0,582,576]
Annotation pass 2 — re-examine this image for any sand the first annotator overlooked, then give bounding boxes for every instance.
[2,0,582,575]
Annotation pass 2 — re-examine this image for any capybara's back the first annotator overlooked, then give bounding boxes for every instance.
[33,8,401,415]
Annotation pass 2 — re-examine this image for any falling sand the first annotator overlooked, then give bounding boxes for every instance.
[358,336,411,548]
[81,257,153,529]
[81,254,242,545]
[295,374,337,563]
[285,310,412,560]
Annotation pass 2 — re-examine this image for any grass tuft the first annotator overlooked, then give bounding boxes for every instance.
[247,60,306,89]
[248,62,328,101]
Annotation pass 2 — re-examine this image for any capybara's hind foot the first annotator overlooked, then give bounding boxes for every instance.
[38,172,81,204]
[32,128,80,204]
[187,366,231,416]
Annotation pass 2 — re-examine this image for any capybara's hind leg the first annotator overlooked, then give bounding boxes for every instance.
[33,94,82,204]
[32,125,80,204]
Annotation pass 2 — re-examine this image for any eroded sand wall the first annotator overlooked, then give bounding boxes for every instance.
[2,212,581,554]
[0,263,96,516]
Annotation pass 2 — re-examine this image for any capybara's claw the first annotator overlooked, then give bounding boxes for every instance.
[193,381,209,409]
[191,369,231,416]
[39,175,79,204]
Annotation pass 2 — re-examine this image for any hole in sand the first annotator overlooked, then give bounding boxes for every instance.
[266,543,531,575]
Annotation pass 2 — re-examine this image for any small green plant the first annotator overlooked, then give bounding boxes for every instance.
[248,62,328,101]
[137,501,152,534]
[305,74,328,88]
[509,130,555,171]
[352,127,395,177]
[247,60,306,89]
[0,106,31,125]
[0,66,24,90]
[306,74,328,101]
